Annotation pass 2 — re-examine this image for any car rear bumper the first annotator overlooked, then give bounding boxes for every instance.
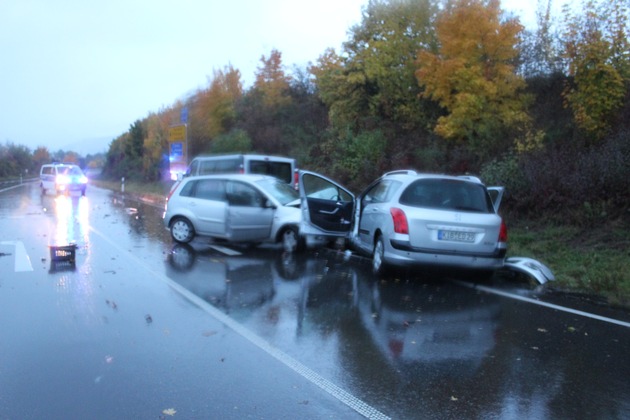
[386,239,506,269]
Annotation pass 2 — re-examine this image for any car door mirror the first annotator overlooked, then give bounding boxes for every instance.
[263,199,276,209]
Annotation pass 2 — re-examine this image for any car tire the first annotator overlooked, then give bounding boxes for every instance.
[372,235,387,275]
[170,217,195,243]
[281,226,305,253]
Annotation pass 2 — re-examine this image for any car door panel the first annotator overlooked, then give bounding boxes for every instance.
[189,179,228,236]
[194,199,228,236]
[298,171,355,237]
[226,181,274,241]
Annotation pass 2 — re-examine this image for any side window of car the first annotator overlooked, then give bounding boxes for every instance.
[365,182,387,203]
[179,180,196,197]
[365,180,401,203]
[187,160,199,176]
[226,181,263,207]
[194,179,226,201]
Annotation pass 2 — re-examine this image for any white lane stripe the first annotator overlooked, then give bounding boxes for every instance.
[454,280,630,329]
[0,184,28,193]
[0,241,34,272]
[90,226,390,420]
[209,245,242,256]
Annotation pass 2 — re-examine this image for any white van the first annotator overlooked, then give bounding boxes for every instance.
[40,163,88,196]
[184,154,297,186]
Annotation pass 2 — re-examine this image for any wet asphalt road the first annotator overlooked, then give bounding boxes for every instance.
[1,182,629,419]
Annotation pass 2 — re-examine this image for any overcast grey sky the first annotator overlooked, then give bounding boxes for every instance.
[0,0,538,155]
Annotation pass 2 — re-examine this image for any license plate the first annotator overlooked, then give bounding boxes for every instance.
[438,230,475,242]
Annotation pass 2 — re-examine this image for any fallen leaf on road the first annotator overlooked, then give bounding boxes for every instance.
[162,408,176,416]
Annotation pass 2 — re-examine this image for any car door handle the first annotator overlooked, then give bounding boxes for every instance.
[319,208,339,215]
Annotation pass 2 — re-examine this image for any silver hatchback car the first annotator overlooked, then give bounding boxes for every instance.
[163,174,304,251]
[298,170,507,275]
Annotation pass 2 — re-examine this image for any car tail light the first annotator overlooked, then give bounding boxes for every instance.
[498,220,508,243]
[293,170,299,190]
[166,182,180,202]
[390,208,409,234]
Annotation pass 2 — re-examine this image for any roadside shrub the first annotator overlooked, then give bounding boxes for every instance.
[314,128,387,192]
[209,129,253,154]
[480,152,529,197]
[515,130,630,222]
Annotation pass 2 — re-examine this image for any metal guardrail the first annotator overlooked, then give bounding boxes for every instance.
[0,177,39,186]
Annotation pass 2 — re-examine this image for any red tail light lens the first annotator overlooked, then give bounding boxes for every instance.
[390,208,409,234]
[166,182,180,202]
[498,220,508,243]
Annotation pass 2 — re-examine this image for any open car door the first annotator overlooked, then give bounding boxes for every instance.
[298,170,355,238]
[487,186,505,213]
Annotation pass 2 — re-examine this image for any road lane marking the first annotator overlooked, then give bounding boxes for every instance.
[0,184,28,193]
[209,245,242,256]
[0,241,34,272]
[455,280,630,329]
[90,226,390,420]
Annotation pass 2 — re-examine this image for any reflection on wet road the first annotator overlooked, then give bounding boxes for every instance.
[165,239,630,419]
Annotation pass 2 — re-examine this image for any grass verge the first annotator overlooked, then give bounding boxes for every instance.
[507,219,630,308]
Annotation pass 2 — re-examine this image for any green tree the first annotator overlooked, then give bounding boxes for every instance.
[311,0,439,132]
[518,0,564,78]
[416,0,530,159]
[143,111,169,181]
[561,0,629,139]
[124,120,145,179]
[209,129,252,154]
[0,142,32,178]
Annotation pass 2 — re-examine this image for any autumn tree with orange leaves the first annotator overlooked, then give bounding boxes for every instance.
[254,49,291,109]
[416,0,530,159]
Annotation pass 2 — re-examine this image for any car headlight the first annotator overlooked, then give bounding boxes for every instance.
[56,175,70,184]
[79,175,88,184]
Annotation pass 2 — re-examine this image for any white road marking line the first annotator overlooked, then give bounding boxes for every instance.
[90,226,390,419]
[0,241,34,272]
[455,280,630,329]
[209,245,242,256]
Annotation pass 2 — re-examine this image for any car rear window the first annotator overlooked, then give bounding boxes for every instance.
[399,179,493,213]
[248,160,293,184]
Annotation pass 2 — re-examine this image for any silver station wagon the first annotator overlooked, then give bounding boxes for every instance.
[298,170,507,275]
[163,174,304,251]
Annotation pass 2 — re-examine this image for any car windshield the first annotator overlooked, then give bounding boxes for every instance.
[58,165,83,175]
[399,178,493,213]
[255,178,299,205]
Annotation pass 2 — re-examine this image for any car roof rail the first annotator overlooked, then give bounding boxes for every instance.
[384,169,418,177]
[457,175,483,183]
